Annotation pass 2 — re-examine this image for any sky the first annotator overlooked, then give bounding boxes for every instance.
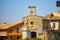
[0,0,60,24]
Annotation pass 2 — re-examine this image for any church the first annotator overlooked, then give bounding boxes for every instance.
[0,6,60,40]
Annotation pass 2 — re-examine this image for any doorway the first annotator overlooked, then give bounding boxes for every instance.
[31,32,36,38]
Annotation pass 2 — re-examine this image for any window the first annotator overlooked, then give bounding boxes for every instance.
[15,26,20,32]
[30,22,34,25]
[9,29,12,33]
[53,23,55,29]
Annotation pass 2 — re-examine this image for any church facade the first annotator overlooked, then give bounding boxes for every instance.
[0,6,60,40]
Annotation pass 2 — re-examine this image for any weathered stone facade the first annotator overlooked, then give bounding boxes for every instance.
[0,6,60,40]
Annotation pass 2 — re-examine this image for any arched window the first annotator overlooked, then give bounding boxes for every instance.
[9,29,13,33]
[15,26,20,32]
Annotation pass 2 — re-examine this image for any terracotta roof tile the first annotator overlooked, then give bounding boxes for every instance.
[0,22,24,29]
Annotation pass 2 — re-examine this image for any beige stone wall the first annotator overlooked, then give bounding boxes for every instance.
[28,16,42,29]
[50,21,59,30]
[22,15,42,29]
[22,15,43,39]
[22,6,43,39]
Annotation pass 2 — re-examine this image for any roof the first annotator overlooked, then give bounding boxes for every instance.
[44,11,60,20]
[45,11,60,17]
[52,12,60,17]
[8,32,22,36]
[0,22,24,30]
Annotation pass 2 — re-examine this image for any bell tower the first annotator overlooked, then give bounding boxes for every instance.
[28,6,36,15]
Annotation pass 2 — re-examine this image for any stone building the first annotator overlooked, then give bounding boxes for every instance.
[22,6,43,39]
[42,11,60,40]
[0,6,60,40]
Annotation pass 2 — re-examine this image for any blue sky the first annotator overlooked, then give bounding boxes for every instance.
[0,0,60,24]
